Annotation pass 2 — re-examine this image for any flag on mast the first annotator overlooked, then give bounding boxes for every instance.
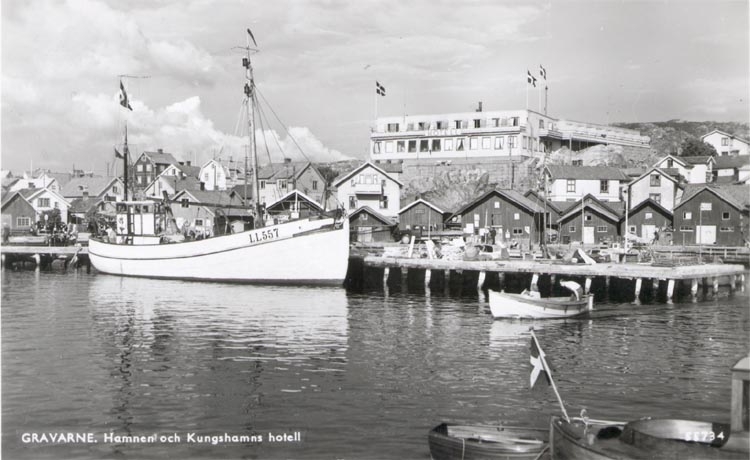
[540,65,547,80]
[529,334,551,388]
[119,80,133,111]
[376,81,386,96]
[114,147,124,159]
[527,70,537,87]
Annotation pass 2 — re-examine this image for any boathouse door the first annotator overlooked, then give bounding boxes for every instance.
[583,226,595,244]
[641,224,656,242]
[696,225,716,245]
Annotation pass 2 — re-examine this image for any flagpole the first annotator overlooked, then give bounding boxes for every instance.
[530,329,570,422]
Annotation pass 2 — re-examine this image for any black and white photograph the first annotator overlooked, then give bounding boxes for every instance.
[1,0,749,458]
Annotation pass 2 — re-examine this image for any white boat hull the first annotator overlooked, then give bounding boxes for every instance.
[88,218,349,285]
[488,289,593,319]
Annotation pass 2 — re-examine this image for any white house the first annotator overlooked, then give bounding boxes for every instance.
[9,173,60,194]
[144,163,201,198]
[334,161,403,218]
[652,154,713,184]
[257,161,327,206]
[542,165,626,202]
[198,159,229,191]
[701,130,749,156]
[15,187,71,223]
[625,167,683,212]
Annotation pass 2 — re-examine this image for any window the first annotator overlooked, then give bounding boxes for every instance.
[473,119,481,128]
[508,136,516,148]
[512,228,523,236]
[720,226,734,232]
[667,159,674,168]
[721,137,729,146]
[511,117,519,126]
[385,141,394,153]
[312,180,318,191]
[470,138,479,150]
[348,196,357,209]
[628,225,636,233]
[408,140,417,153]
[436,121,445,129]
[418,122,427,130]
[585,214,592,221]
[568,225,576,233]
[700,202,712,211]
[373,141,381,154]
[54,202,59,209]
[650,174,661,186]
[431,139,441,151]
[722,211,730,220]
[204,173,210,182]
[138,176,144,184]
[494,201,500,209]
[539,119,544,129]
[397,141,405,152]
[600,180,609,194]
[679,225,694,232]
[648,193,662,204]
[359,213,369,221]
[572,160,583,166]
[112,186,119,194]
[17,217,31,227]
[195,219,203,226]
[454,120,462,129]
[444,139,453,151]
[278,180,287,189]
[567,180,576,193]
[146,163,152,172]
[683,211,692,219]
[645,212,653,220]
[494,137,503,149]
[380,195,388,209]
[492,118,500,127]
[387,123,399,132]
[513,213,520,220]
[596,226,607,232]
[38,198,50,207]
[415,208,425,214]
[456,138,466,151]
[482,137,491,149]
[420,140,429,152]
[259,180,266,190]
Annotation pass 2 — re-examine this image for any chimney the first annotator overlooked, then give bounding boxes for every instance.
[200,182,205,191]
[157,148,163,154]
[186,161,191,166]
[476,101,483,112]
[83,190,89,199]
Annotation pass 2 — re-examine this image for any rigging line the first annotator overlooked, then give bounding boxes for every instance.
[254,86,313,164]
[253,94,277,173]
[254,94,287,171]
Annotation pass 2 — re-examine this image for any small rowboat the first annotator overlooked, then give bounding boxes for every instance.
[428,423,549,460]
[488,281,593,319]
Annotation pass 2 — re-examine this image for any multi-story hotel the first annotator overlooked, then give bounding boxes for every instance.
[370,109,650,162]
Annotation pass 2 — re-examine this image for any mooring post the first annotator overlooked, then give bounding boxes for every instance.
[741,274,746,293]
[666,279,675,304]
[445,269,451,286]
[531,273,540,292]
[424,269,431,289]
[652,278,660,301]
[713,277,719,298]
[401,268,408,289]
[383,267,390,287]
[585,277,592,295]
[634,278,642,304]
[477,271,486,290]
[498,272,505,290]
[550,274,556,296]
[32,253,41,268]
[702,277,709,299]
[729,275,737,295]
[691,279,699,303]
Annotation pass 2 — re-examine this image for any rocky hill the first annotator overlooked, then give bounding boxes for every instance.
[613,120,749,158]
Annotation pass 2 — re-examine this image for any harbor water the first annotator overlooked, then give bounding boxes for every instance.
[2,269,749,459]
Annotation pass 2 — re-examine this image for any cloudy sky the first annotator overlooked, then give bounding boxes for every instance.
[2,0,748,174]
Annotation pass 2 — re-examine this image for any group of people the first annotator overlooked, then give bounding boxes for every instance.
[29,221,79,246]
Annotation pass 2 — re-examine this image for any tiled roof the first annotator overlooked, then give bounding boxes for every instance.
[61,176,118,198]
[348,206,396,226]
[545,165,628,180]
[257,162,312,180]
[679,184,750,210]
[141,150,178,165]
[714,155,750,170]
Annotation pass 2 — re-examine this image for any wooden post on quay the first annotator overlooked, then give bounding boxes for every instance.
[633,278,642,304]
[585,277,592,295]
[498,272,505,291]
[652,278,660,300]
[477,271,486,290]
[666,279,675,304]
[32,253,41,269]
[383,267,390,287]
[550,274,556,297]
[702,278,709,299]
[401,268,408,289]
[691,279,699,302]
[713,277,719,298]
[741,274,746,293]
[531,273,540,291]
[424,269,431,289]
[445,269,451,289]
[729,275,737,295]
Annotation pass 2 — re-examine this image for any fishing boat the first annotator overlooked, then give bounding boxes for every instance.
[428,423,549,460]
[549,356,750,459]
[88,30,349,285]
[488,280,593,319]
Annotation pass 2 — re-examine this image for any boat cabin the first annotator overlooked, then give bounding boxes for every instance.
[730,356,749,443]
[115,200,169,244]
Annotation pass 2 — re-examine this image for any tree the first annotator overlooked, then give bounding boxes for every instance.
[679,138,717,157]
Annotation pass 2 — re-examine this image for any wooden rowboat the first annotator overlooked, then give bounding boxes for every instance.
[428,423,550,460]
[488,281,593,319]
[549,356,750,459]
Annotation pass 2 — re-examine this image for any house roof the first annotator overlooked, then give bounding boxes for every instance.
[682,155,713,165]
[333,161,403,187]
[557,194,623,223]
[628,167,683,188]
[701,129,750,145]
[257,162,314,181]
[621,198,673,222]
[266,190,324,212]
[348,206,396,226]
[398,198,445,215]
[524,190,565,214]
[677,184,750,211]
[544,165,628,180]
[173,189,241,206]
[452,189,545,217]
[61,176,120,198]
[372,161,403,174]
[0,190,33,210]
[68,196,105,214]
[713,155,750,170]
[175,163,201,178]
[140,150,178,166]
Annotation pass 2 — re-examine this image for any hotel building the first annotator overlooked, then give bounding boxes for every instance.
[370,109,650,162]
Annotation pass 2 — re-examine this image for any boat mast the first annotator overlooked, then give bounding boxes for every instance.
[124,125,132,240]
[243,29,261,228]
